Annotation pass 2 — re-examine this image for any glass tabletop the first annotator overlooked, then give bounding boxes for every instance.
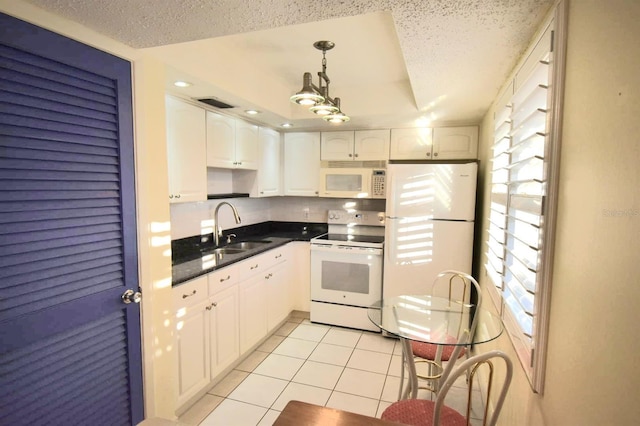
[367,295,503,346]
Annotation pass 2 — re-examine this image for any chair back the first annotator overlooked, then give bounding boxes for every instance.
[431,270,482,309]
[434,350,513,426]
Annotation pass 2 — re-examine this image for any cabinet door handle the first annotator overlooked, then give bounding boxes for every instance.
[182,290,197,299]
[354,153,359,158]
[434,152,438,157]
[169,194,173,199]
[265,273,273,279]
[250,264,259,270]
[219,275,231,282]
[275,254,282,259]
[206,301,218,311]
[175,194,181,198]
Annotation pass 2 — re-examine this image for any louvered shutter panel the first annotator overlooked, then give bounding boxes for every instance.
[0,13,142,425]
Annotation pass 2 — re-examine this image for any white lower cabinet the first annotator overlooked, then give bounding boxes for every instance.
[174,244,294,411]
[174,276,210,408]
[238,244,291,354]
[266,260,291,331]
[239,272,268,354]
[208,285,239,378]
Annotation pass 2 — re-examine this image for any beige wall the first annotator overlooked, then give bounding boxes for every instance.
[477,0,640,424]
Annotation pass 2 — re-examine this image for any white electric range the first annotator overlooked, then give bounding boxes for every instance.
[309,210,385,331]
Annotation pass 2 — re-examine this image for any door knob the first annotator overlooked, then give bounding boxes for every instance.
[122,289,142,304]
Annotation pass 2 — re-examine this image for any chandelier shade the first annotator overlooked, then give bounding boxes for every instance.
[322,97,350,123]
[290,41,349,124]
[290,72,325,106]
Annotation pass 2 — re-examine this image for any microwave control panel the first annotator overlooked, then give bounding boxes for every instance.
[372,169,386,198]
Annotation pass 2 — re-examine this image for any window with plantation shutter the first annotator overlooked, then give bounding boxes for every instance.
[484,2,567,393]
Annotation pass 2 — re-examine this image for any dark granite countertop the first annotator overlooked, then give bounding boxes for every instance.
[171,221,327,286]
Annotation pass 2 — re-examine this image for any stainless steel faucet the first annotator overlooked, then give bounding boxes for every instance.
[213,202,241,246]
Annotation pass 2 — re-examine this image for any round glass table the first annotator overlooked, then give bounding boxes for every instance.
[367,294,503,399]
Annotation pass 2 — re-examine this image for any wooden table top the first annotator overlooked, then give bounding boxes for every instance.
[273,400,403,426]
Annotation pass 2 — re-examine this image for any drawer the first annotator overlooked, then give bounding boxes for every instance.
[237,245,290,279]
[173,275,208,310]
[208,263,239,294]
[266,244,290,267]
[237,252,268,280]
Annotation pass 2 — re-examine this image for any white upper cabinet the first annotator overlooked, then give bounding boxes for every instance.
[320,131,354,160]
[284,132,320,197]
[256,127,282,197]
[234,120,259,169]
[389,127,433,160]
[354,129,390,161]
[390,126,478,160]
[321,130,389,161]
[432,126,478,160]
[206,112,258,169]
[205,111,235,168]
[165,95,207,203]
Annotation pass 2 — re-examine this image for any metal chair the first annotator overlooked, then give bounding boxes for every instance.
[382,350,513,426]
[401,270,483,398]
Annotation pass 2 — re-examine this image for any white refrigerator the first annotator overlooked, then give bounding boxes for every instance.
[383,162,478,299]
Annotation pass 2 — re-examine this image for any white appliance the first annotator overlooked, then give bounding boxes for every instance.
[310,210,385,331]
[318,168,386,199]
[383,162,478,299]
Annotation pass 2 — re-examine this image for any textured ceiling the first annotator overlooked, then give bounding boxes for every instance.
[21,0,555,130]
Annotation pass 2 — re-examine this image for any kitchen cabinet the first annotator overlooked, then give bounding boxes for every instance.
[389,127,434,160]
[289,242,311,312]
[389,126,478,160]
[256,127,282,196]
[173,243,294,410]
[238,244,291,353]
[206,112,258,169]
[173,276,209,407]
[238,272,268,354]
[266,246,292,330]
[207,265,240,378]
[165,95,207,203]
[283,132,320,196]
[321,130,390,161]
[208,284,239,378]
[432,126,478,159]
[234,127,282,197]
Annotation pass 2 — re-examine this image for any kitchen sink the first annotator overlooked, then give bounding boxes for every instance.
[226,241,272,250]
[205,247,245,258]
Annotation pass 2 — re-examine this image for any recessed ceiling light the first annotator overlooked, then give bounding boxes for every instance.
[245,109,260,115]
[281,123,293,128]
[173,81,192,88]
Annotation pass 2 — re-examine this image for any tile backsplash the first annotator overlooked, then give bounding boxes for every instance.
[169,197,386,240]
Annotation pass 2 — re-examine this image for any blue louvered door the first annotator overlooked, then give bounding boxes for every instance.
[0,12,143,425]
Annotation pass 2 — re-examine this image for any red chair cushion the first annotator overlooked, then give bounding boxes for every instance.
[411,336,466,362]
[381,399,467,426]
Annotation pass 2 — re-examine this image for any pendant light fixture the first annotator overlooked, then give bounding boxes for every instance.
[290,41,350,124]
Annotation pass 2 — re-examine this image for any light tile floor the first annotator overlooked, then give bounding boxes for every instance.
[177,311,484,426]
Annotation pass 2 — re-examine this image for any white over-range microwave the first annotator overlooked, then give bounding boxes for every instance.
[319,168,386,199]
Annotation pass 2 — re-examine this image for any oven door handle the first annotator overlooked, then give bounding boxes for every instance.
[310,243,334,250]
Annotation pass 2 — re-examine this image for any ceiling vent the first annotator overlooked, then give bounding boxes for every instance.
[197,98,235,109]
